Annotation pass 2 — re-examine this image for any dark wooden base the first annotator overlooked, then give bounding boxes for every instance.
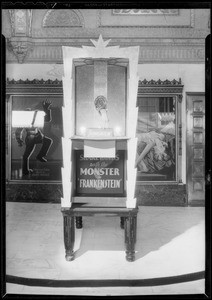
[75,216,83,228]
[120,216,125,229]
[61,203,138,262]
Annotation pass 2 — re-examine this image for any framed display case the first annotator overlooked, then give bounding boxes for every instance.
[75,61,127,137]
[136,79,183,184]
[61,35,140,209]
[6,79,63,183]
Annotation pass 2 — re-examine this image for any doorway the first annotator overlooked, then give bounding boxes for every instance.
[186,93,205,206]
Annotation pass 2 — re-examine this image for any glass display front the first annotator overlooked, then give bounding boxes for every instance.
[136,97,176,181]
[10,95,63,180]
[75,63,126,137]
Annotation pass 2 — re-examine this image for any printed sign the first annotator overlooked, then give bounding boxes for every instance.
[76,150,125,196]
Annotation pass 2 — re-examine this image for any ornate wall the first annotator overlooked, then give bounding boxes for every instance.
[3,8,210,206]
[2,8,210,64]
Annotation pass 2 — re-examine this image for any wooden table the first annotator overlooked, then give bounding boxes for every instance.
[61,203,138,262]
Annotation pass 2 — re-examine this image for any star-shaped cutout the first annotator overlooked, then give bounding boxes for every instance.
[90,35,111,48]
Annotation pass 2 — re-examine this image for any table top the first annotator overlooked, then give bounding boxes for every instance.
[61,203,139,215]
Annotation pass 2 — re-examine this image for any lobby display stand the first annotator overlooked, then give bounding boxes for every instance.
[62,203,138,262]
[61,36,140,262]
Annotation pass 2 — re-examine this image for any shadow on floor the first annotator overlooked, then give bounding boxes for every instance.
[70,209,204,262]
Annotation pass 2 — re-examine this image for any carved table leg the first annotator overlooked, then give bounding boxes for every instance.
[63,215,75,261]
[120,217,125,229]
[124,215,137,262]
[76,216,83,229]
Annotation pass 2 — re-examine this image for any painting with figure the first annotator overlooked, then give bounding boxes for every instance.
[11,96,63,180]
[136,97,176,181]
[14,100,53,176]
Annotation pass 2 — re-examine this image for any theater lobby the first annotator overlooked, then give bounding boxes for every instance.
[2,5,210,298]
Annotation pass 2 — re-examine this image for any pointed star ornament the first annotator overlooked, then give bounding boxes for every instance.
[90,35,111,49]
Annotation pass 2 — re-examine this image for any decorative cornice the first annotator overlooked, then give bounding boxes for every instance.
[6,78,183,86]
[6,78,183,95]
[6,78,63,94]
[5,41,206,64]
[138,46,205,63]
[6,78,62,85]
[29,27,209,39]
[139,78,182,85]
[138,79,184,95]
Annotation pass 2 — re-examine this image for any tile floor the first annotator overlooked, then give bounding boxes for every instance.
[5,202,205,296]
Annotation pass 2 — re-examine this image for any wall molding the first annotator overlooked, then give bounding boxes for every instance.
[138,79,184,95]
[6,78,183,96]
[28,27,208,39]
[6,39,206,64]
[6,78,63,94]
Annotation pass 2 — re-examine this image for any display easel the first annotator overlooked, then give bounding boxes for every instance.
[61,36,140,261]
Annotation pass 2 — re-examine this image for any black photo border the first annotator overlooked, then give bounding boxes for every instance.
[1,0,211,299]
